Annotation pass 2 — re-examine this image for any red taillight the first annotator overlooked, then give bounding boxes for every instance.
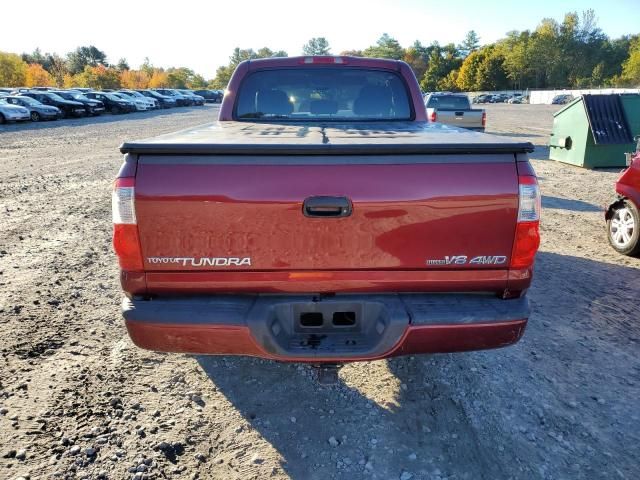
[482,111,487,128]
[112,177,143,271]
[510,175,541,268]
[511,222,540,268]
[299,56,347,64]
[429,111,437,122]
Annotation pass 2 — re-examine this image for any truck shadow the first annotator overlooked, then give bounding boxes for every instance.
[542,195,601,212]
[195,251,640,480]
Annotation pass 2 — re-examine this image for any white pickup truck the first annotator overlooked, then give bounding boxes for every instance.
[425,93,486,132]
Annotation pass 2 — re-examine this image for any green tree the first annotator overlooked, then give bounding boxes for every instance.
[67,45,108,74]
[210,47,289,90]
[420,43,462,91]
[456,50,484,91]
[475,48,509,90]
[0,52,28,87]
[116,58,130,71]
[340,49,363,57]
[303,37,331,56]
[459,30,480,57]
[403,41,433,83]
[620,38,640,85]
[363,34,404,59]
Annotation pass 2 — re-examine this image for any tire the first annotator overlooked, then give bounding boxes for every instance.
[30,111,40,122]
[111,105,120,115]
[607,200,640,257]
[0,113,5,124]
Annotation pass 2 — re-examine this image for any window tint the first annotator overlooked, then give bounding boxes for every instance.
[235,68,412,121]
[426,95,470,110]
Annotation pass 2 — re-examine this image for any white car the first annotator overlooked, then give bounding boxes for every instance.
[112,92,150,111]
[118,90,159,109]
[0,98,31,123]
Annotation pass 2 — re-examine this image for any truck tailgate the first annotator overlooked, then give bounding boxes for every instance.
[435,110,484,129]
[134,154,518,273]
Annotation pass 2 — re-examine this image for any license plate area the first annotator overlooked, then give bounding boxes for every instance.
[247,295,409,359]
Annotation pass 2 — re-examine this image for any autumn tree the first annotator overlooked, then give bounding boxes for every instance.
[25,64,54,87]
[120,69,150,89]
[0,52,27,87]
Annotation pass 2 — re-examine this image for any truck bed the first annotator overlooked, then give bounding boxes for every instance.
[120,121,533,156]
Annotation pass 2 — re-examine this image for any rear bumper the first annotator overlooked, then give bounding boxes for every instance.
[122,293,529,362]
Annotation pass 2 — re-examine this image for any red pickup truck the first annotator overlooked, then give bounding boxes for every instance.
[113,56,540,369]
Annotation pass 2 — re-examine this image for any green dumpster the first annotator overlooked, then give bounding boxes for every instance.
[549,94,638,168]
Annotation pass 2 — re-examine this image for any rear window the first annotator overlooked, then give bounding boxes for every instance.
[235,68,412,121]
[426,95,470,110]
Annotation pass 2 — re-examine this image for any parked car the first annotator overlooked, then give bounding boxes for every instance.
[606,144,640,257]
[136,90,177,108]
[508,95,528,104]
[5,95,61,121]
[18,91,86,118]
[117,90,159,109]
[111,92,151,111]
[472,94,491,104]
[424,93,486,131]
[193,89,223,103]
[53,90,105,116]
[84,92,136,114]
[153,89,193,106]
[552,94,574,105]
[0,98,31,123]
[177,89,205,105]
[114,56,539,382]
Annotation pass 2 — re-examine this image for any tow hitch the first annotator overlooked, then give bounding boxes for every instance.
[313,364,342,386]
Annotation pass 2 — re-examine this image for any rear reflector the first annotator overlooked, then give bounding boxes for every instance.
[429,111,437,122]
[113,177,143,271]
[482,111,487,128]
[511,175,541,268]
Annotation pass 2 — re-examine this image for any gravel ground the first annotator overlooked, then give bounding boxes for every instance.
[0,104,639,480]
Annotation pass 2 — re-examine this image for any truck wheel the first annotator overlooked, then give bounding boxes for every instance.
[30,111,41,122]
[607,200,640,257]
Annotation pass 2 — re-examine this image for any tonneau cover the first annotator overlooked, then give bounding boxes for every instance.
[120,121,534,155]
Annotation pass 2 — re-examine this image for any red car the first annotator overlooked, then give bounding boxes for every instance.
[607,146,640,257]
[113,56,541,377]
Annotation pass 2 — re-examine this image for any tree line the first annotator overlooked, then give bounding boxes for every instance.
[1,10,638,92]
[0,46,209,90]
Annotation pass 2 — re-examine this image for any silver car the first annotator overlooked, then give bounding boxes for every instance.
[5,95,61,121]
[0,98,31,123]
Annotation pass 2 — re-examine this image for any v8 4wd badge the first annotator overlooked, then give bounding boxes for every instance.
[426,255,507,266]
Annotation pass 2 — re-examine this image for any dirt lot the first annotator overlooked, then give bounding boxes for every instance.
[1,104,639,480]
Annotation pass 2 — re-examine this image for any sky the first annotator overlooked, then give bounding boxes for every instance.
[1,0,638,78]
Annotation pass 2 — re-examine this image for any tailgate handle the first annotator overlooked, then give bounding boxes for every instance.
[303,196,352,218]
[455,111,464,116]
